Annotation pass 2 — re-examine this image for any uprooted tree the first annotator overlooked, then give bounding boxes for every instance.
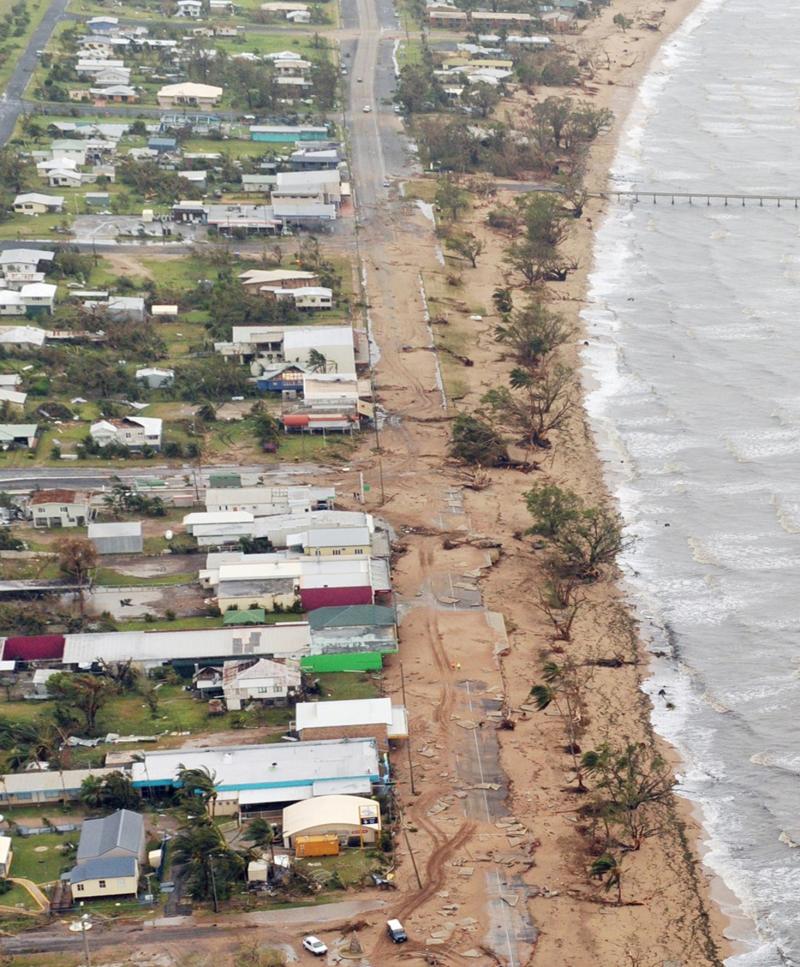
[449,413,509,467]
[481,364,577,451]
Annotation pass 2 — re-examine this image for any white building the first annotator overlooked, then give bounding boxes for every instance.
[204,484,335,517]
[282,794,381,848]
[30,489,92,528]
[13,193,65,215]
[90,416,163,451]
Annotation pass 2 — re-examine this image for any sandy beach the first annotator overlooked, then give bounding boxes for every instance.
[349,0,742,961]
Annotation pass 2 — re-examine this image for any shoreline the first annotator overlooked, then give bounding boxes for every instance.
[570,0,761,959]
[478,0,745,958]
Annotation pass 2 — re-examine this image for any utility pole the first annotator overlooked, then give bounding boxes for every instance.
[399,661,416,795]
[209,854,219,913]
[80,913,91,966]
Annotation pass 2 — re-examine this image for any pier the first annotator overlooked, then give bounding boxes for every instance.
[595,189,800,208]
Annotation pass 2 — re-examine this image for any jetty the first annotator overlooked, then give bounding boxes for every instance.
[595,189,800,208]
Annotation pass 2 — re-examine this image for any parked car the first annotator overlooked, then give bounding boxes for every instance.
[363,105,372,113]
[386,919,407,943]
[302,936,328,956]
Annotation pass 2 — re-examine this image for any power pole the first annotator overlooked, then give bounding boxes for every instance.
[399,661,416,796]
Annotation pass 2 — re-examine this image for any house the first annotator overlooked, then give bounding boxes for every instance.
[260,285,332,307]
[88,521,143,555]
[290,148,341,170]
[0,768,117,806]
[90,85,139,105]
[20,282,56,315]
[295,697,407,749]
[176,0,203,14]
[0,325,46,345]
[205,484,335,517]
[0,836,12,877]
[30,489,92,528]
[281,794,381,848]
[136,367,174,389]
[179,169,208,188]
[0,249,54,274]
[240,174,277,194]
[86,15,119,32]
[67,809,146,900]
[130,738,381,814]
[221,656,301,710]
[89,416,163,451]
[84,296,146,322]
[255,362,307,394]
[274,170,342,207]
[0,387,26,409]
[13,193,64,215]
[308,604,398,657]
[148,136,177,154]
[46,168,82,189]
[157,82,223,109]
[50,139,89,165]
[240,269,319,290]
[290,526,372,557]
[428,8,467,26]
[0,423,38,450]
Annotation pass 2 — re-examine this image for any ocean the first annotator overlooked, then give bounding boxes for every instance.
[580,0,800,963]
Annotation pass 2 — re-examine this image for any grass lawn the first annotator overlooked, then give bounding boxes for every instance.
[397,39,425,69]
[403,178,437,203]
[0,214,71,241]
[0,882,40,911]
[93,567,195,588]
[296,848,384,888]
[6,832,74,885]
[314,672,382,702]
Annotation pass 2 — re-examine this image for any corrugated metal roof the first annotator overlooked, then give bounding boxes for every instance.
[223,609,267,625]
[296,697,395,731]
[2,635,65,661]
[77,809,144,862]
[282,794,379,840]
[68,855,137,883]
[88,522,142,538]
[131,738,380,793]
[307,605,395,630]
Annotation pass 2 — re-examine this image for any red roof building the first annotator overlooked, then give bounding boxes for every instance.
[2,635,65,661]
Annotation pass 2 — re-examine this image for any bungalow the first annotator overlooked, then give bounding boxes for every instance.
[86,15,119,32]
[0,387,27,409]
[0,249,54,274]
[269,287,333,310]
[222,657,301,710]
[157,82,223,109]
[176,0,203,15]
[0,325,46,346]
[0,423,38,450]
[89,416,163,451]
[47,169,82,189]
[67,809,146,900]
[84,296,146,323]
[241,174,277,194]
[178,169,208,188]
[240,268,319,290]
[148,136,177,154]
[427,8,468,26]
[90,85,139,105]
[13,193,64,215]
[30,489,93,528]
[290,148,341,170]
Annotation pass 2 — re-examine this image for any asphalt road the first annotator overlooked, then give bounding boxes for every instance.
[0,0,71,145]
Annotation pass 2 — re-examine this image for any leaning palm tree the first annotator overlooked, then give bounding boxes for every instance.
[307,349,328,374]
[176,764,219,818]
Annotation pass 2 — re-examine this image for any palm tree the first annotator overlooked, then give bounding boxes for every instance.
[172,825,243,905]
[590,853,624,905]
[176,764,218,818]
[243,818,275,863]
[530,658,585,790]
[80,775,105,811]
[307,349,328,374]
